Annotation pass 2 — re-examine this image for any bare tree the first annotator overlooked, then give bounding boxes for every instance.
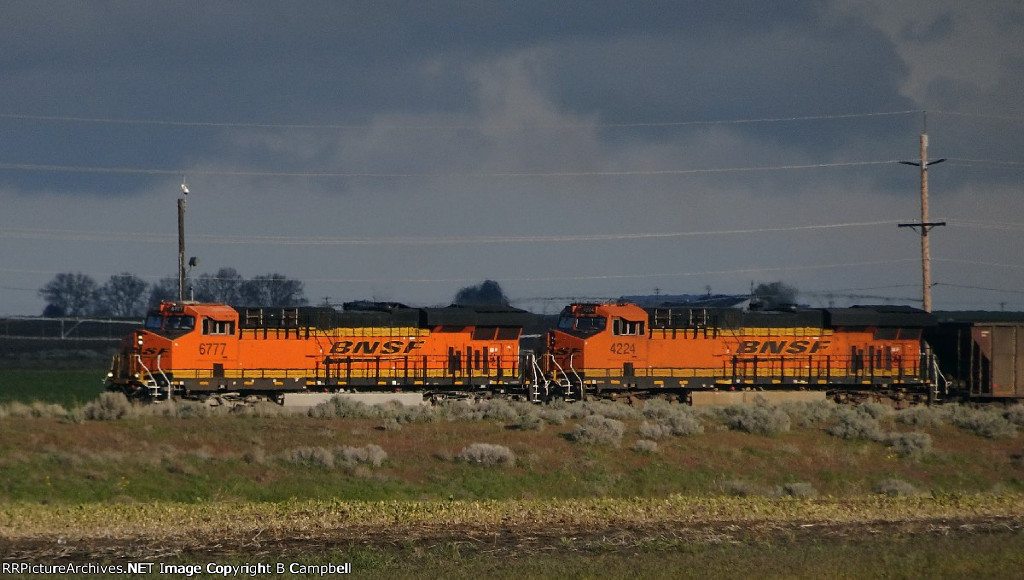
[147,276,179,308]
[38,272,99,317]
[193,267,245,304]
[241,273,307,307]
[98,273,149,317]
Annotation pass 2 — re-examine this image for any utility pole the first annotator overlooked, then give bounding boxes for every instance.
[898,112,945,312]
[178,178,190,302]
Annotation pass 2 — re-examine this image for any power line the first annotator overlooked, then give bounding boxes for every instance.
[0,220,903,246]
[931,110,1024,123]
[947,219,1024,232]
[0,110,923,131]
[0,159,901,179]
[934,258,1024,270]
[0,258,920,286]
[933,282,1024,296]
[946,158,1024,169]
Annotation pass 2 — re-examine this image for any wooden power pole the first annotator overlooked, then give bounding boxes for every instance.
[899,112,945,312]
[178,197,186,302]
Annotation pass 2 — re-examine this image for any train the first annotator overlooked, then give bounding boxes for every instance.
[107,300,532,401]
[106,298,1024,405]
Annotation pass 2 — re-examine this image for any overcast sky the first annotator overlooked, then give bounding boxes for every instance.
[2,1,1023,315]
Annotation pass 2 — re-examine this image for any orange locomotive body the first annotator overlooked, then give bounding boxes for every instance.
[545,302,937,400]
[107,301,529,400]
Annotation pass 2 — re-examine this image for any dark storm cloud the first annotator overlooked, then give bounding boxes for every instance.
[1,2,1023,314]
[2,1,854,194]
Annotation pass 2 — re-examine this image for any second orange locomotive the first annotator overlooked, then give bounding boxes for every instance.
[543,301,937,401]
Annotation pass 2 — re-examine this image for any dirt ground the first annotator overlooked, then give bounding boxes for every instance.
[4,512,1022,561]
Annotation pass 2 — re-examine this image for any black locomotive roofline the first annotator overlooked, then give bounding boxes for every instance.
[232,301,533,331]
[643,303,936,331]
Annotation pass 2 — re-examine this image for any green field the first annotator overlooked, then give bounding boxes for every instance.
[1,370,1023,577]
[0,368,107,407]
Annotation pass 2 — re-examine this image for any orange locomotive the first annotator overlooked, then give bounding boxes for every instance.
[107,300,530,400]
[543,302,938,402]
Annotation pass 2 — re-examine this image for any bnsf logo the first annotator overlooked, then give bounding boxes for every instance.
[330,340,423,355]
[736,340,831,355]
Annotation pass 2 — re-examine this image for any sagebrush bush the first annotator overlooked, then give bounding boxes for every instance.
[231,402,291,418]
[308,396,373,419]
[721,480,762,497]
[285,446,335,468]
[171,401,211,419]
[376,418,403,431]
[948,406,1017,439]
[83,392,135,421]
[439,399,523,422]
[631,439,659,454]
[511,412,545,431]
[781,400,836,428]
[579,400,644,421]
[338,444,388,467]
[457,443,516,466]
[281,444,387,469]
[886,431,933,459]
[242,448,266,465]
[1005,405,1024,427]
[774,482,818,498]
[857,403,894,420]
[638,421,668,440]
[0,400,69,420]
[568,415,625,446]
[478,399,528,422]
[537,407,568,425]
[640,398,682,420]
[664,411,705,436]
[718,404,791,436]
[828,408,886,441]
[895,406,946,428]
[875,478,922,497]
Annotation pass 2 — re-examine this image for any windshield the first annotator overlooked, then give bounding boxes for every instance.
[145,314,195,332]
[165,315,195,331]
[557,316,607,334]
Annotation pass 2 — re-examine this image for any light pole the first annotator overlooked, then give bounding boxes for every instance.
[898,112,945,312]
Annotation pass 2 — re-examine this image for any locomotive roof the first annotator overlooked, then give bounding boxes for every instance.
[233,302,532,330]
[931,310,1024,324]
[644,303,935,329]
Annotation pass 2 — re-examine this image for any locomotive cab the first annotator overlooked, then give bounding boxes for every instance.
[546,303,649,396]
[107,302,240,399]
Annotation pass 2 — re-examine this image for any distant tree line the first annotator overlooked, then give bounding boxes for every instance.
[38,268,307,318]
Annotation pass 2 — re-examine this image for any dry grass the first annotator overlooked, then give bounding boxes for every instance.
[2,494,1021,544]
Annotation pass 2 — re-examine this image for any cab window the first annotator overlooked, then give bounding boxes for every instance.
[203,318,235,336]
[612,318,645,336]
[145,314,163,330]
